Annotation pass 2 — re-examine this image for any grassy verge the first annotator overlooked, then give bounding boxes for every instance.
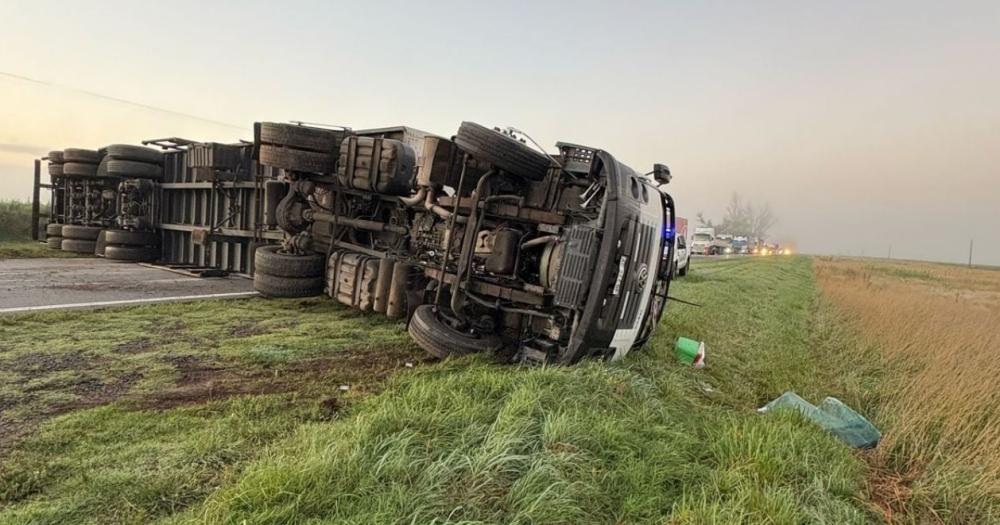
[0,257,882,523]
[0,200,34,241]
[816,257,1000,523]
[0,240,84,260]
[0,199,80,260]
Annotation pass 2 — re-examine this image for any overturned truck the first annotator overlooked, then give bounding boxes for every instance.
[37,122,678,364]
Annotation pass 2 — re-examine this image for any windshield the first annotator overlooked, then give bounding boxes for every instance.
[693,233,712,241]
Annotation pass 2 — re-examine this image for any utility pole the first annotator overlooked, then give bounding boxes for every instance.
[969,239,974,268]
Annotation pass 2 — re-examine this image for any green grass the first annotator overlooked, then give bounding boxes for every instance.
[0,257,882,523]
[0,200,82,259]
[0,200,34,241]
[0,240,84,259]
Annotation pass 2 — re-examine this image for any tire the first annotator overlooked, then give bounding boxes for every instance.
[62,148,101,163]
[45,223,63,237]
[104,245,160,262]
[679,258,689,277]
[454,121,551,181]
[258,144,335,173]
[407,304,502,359]
[61,238,97,253]
[254,245,323,277]
[259,122,344,153]
[61,225,103,240]
[62,162,99,177]
[48,151,64,163]
[48,164,64,176]
[94,230,107,256]
[253,272,323,298]
[106,144,163,165]
[47,236,63,249]
[96,157,110,178]
[106,160,163,179]
[104,229,160,246]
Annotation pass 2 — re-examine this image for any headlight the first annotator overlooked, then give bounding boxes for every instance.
[782,248,791,255]
[724,247,732,254]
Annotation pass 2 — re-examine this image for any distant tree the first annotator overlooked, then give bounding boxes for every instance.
[720,193,751,237]
[698,193,777,240]
[749,202,777,240]
[695,212,715,228]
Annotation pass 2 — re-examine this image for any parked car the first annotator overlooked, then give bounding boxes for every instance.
[674,234,690,277]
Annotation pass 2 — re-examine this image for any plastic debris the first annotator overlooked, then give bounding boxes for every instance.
[675,337,706,368]
[758,391,881,449]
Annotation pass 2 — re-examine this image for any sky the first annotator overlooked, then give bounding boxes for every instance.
[1,0,998,265]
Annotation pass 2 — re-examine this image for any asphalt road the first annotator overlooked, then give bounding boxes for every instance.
[0,258,257,313]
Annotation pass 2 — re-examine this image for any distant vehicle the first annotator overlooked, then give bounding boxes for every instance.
[673,217,690,276]
[756,242,779,256]
[732,236,749,254]
[691,227,715,255]
[716,235,734,255]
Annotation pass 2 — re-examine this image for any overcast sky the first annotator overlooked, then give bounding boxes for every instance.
[1,0,997,264]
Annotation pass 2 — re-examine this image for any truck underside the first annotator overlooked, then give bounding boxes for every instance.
[35,121,678,365]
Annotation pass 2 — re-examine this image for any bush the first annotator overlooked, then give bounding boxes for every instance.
[0,200,35,241]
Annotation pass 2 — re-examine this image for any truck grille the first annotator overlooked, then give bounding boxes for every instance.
[618,221,658,329]
[554,226,599,309]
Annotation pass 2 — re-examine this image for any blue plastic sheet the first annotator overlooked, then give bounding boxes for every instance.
[758,391,881,449]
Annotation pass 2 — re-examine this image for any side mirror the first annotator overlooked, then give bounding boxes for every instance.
[653,163,671,184]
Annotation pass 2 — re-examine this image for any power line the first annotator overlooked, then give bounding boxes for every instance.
[0,71,246,131]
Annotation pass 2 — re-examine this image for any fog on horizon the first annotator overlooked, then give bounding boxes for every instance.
[1,0,997,265]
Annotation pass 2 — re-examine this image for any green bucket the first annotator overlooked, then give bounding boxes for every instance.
[675,337,706,368]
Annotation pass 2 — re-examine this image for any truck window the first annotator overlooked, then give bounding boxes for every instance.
[677,236,686,248]
[693,233,712,241]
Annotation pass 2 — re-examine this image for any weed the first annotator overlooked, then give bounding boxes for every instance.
[817,258,1000,522]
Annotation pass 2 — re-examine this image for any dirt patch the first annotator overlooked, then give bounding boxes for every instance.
[114,338,158,354]
[137,346,421,411]
[319,396,342,419]
[228,323,271,338]
[865,456,924,524]
[154,319,188,335]
[7,351,90,375]
[0,370,142,461]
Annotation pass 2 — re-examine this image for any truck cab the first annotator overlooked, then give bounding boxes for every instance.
[691,227,715,255]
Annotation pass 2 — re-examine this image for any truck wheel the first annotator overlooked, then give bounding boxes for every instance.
[259,122,345,153]
[47,236,63,249]
[94,230,108,256]
[62,162,99,177]
[454,121,551,182]
[48,164,64,176]
[106,144,163,165]
[48,151,65,163]
[104,229,160,246]
[45,223,63,237]
[61,238,97,253]
[258,144,336,174]
[679,259,689,276]
[106,160,163,179]
[253,272,324,298]
[61,225,103,241]
[104,245,160,262]
[407,304,502,359]
[254,245,323,277]
[62,148,101,163]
